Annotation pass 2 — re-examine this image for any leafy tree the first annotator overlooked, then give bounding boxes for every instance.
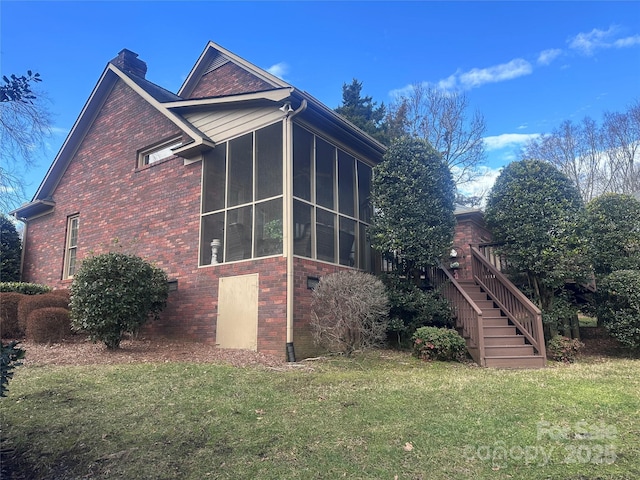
[335,79,388,144]
[596,270,640,350]
[585,193,640,278]
[70,253,168,349]
[1,71,51,213]
[370,136,456,276]
[0,215,22,282]
[484,160,590,339]
[386,83,487,189]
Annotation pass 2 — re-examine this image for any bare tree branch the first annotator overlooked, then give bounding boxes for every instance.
[387,84,487,187]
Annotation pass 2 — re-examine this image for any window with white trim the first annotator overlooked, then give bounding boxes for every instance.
[63,214,79,279]
[138,138,182,167]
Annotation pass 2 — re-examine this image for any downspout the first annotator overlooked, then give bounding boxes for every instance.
[284,99,307,362]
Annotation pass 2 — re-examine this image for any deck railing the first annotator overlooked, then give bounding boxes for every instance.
[426,265,486,366]
[471,246,546,358]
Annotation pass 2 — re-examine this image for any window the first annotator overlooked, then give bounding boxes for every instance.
[200,123,283,265]
[292,125,374,271]
[63,215,79,279]
[139,138,182,167]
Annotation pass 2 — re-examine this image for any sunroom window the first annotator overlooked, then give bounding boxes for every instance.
[200,122,283,265]
[292,124,374,271]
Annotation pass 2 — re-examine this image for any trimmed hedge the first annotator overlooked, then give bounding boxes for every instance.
[412,326,468,362]
[26,307,71,344]
[18,293,70,334]
[50,289,71,302]
[0,282,52,295]
[0,293,26,338]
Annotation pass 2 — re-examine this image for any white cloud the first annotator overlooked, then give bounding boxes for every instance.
[537,48,562,66]
[456,166,503,206]
[568,26,640,55]
[483,133,540,151]
[51,126,69,136]
[614,35,640,48]
[266,62,289,80]
[388,83,415,99]
[458,59,533,89]
[436,74,458,91]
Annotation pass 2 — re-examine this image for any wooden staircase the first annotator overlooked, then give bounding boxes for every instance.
[457,280,545,368]
[426,246,547,368]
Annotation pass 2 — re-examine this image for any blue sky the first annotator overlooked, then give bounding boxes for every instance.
[2,1,639,202]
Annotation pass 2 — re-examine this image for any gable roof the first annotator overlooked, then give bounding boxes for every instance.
[11,62,215,219]
[179,41,291,99]
[12,41,386,220]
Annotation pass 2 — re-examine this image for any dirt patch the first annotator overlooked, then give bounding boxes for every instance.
[11,335,289,369]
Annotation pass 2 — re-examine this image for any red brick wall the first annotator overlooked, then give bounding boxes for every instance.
[452,213,493,280]
[21,78,290,356]
[187,63,275,99]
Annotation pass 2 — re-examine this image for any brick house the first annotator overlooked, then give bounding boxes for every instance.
[12,41,386,360]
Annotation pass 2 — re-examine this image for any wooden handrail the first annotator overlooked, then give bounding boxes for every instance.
[470,246,546,358]
[426,265,486,366]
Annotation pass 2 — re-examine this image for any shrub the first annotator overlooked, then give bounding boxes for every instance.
[0,215,22,283]
[546,335,584,363]
[18,293,69,334]
[1,340,25,397]
[0,293,25,338]
[596,270,640,350]
[26,307,71,344]
[70,252,169,349]
[0,282,51,295]
[311,271,389,355]
[50,289,71,302]
[412,326,467,362]
[381,273,453,346]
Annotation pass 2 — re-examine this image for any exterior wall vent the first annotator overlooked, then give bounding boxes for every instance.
[204,53,230,75]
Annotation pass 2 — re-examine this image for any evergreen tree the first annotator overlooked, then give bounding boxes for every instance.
[370,136,456,276]
[484,160,590,339]
[335,79,388,144]
[0,215,21,282]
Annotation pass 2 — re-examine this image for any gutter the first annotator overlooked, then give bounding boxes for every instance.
[284,99,307,362]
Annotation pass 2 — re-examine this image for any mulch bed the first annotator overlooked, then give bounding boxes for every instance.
[7,335,289,369]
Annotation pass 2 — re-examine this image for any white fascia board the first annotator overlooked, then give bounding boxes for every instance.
[166,87,293,110]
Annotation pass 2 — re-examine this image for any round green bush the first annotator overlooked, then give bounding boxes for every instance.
[26,307,71,344]
[18,293,70,334]
[70,253,168,349]
[0,292,26,338]
[596,270,640,350]
[412,326,467,362]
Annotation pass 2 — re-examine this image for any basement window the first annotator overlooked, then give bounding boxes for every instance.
[139,138,182,167]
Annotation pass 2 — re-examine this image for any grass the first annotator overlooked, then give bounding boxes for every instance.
[1,351,639,479]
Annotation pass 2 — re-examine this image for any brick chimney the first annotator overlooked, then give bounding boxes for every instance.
[110,49,147,78]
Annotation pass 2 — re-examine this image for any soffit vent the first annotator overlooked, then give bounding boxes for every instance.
[204,52,230,75]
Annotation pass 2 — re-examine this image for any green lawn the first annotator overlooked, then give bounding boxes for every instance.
[1,351,639,479]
